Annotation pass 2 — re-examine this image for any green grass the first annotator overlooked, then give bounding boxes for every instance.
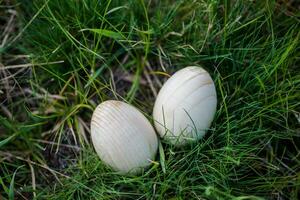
[1,0,300,199]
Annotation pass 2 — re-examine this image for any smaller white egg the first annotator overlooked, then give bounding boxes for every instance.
[91,100,158,174]
[153,66,217,146]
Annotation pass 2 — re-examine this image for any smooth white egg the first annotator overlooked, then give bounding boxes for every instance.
[153,66,217,146]
[91,100,158,174]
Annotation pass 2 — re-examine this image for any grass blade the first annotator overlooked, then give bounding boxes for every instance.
[81,29,124,40]
[0,133,17,148]
[9,166,24,200]
[158,141,166,174]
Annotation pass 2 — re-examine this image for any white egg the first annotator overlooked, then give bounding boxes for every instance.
[153,66,217,146]
[91,100,158,174]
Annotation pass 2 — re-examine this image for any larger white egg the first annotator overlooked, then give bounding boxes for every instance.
[153,66,217,146]
[91,100,158,174]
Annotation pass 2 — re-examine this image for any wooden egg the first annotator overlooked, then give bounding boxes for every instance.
[153,66,217,146]
[91,100,158,174]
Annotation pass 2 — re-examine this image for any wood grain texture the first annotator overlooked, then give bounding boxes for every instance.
[91,100,158,174]
[153,66,217,146]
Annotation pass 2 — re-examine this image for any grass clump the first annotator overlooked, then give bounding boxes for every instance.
[0,0,300,199]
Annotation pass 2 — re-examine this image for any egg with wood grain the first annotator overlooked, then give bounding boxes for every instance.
[91,100,158,174]
[153,66,217,146]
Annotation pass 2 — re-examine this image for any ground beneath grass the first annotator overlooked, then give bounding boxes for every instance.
[1,0,300,199]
